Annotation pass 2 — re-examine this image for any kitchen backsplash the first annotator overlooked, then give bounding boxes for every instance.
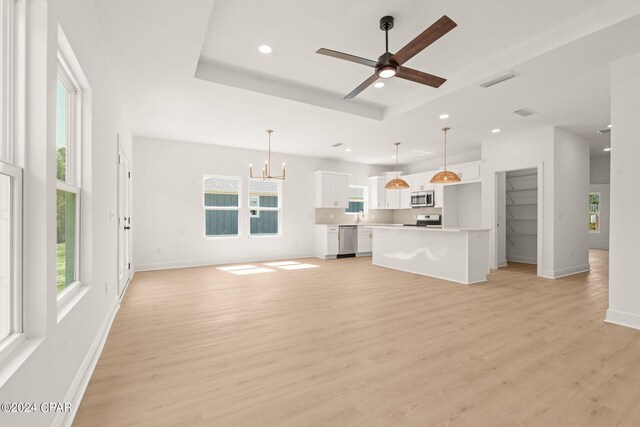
[314,207,441,225]
[392,207,442,225]
[315,208,394,225]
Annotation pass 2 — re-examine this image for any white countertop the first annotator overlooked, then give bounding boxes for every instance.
[316,223,404,227]
[364,225,490,232]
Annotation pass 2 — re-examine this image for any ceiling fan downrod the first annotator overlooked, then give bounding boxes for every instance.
[380,15,394,53]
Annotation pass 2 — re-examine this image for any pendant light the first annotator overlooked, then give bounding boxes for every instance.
[385,142,410,189]
[249,129,286,180]
[430,127,461,183]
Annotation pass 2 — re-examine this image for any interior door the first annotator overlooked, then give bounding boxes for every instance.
[117,141,132,296]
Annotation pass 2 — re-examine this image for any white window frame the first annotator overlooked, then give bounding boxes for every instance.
[0,161,23,355]
[589,192,601,234]
[55,52,82,304]
[0,0,25,358]
[248,179,282,238]
[203,174,242,239]
[345,185,368,215]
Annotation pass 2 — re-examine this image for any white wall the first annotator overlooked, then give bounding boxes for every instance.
[589,184,610,249]
[133,137,383,270]
[606,52,640,330]
[590,156,611,184]
[553,128,590,275]
[0,0,132,426]
[457,183,482,228]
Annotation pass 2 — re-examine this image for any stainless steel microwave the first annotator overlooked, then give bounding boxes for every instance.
[410,190,434,208]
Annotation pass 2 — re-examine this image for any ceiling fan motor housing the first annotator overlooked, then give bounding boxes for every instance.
[380,15,394,31]
[376,52,398,78]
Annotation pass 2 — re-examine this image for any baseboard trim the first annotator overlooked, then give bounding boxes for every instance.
[506,256,537,265]
[498,259,508,268]
[589,245,609,250]
[605,309,640,331]
[135,254,316,272]
[550,264,591,279]
[55,301,120,427]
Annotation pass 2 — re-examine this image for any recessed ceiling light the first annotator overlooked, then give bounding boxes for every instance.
[345,148,352,152]
[439,114,450,119]
[607,124,612,128]
[374,82,385,88]
[491,128,501,133]
[258,45,272,54]
[603,147,611,152]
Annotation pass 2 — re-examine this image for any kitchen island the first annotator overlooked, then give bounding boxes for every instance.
[365,226,491,284]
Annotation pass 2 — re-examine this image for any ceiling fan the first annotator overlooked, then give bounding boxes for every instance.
[316,15,457,99]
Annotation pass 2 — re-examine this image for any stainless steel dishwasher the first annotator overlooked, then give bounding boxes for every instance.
[338,225,358,258]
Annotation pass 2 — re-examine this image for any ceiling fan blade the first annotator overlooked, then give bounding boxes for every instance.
[396,67,446,88]
[344,74,379,99]
[317,48,379,68]
[390,15,457,66]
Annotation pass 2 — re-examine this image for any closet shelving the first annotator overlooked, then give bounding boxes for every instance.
[506,169,538,264]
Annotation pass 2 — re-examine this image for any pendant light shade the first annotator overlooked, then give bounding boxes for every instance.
[385,142,410,189]
[430,127,461,184]
[385,178,410,189]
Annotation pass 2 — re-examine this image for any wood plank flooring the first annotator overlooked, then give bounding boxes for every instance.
[74,250,640,426]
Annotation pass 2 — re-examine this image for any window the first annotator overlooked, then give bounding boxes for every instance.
[249,179,281,236]
[203,175,241,237]
[0,162,22,346]
[1,0,23,347]
[589,192,600,233]
[56,56,81,294]
[345,185,366,214]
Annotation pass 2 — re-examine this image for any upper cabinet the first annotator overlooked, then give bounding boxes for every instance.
[314,171,350,208]
[369,174,412,210]
[451,161,481,183]
[411,173,431,192]
[368,176,386,209]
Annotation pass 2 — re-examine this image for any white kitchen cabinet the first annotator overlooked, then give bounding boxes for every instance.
[384,188,401,209]
[434,184,444,208]
[371,173,411,210]
[453,161,481,183]
[315,225,339,259]
[399,178,412,209]
[411,173,430,192]
[314,171,350,208]
[368,176,386,209]
[357,226,372,254]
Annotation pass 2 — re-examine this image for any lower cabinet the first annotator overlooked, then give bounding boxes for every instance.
[357,227,372,253]
[315,225,339,259]
[315,225,373,258]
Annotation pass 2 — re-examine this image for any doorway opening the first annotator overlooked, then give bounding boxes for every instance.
[496,167,541,275]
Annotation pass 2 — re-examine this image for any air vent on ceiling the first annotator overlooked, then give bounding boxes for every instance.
[513,108,536,117]
[480,72,518,88]
[597,128,611,135]
[331,142,344,147]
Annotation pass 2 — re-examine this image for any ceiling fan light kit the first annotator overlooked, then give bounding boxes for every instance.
[316,14,457,99]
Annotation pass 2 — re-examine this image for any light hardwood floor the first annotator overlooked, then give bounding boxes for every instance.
[74,250,640,426]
